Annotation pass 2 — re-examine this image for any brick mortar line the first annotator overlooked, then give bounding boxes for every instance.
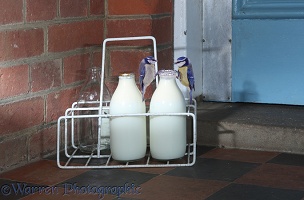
[107,13,172,20]
[87,0,91,17]
[0,43,171,68]
[28,61,32,98]
[104,0,108,43]
[0,46,102,68]
[0,81,82,106]
[56,0,60,18]
[105,44,172,51]
[43,92,47,127]
[151,13,173,19]
[0,15,105,31]
[0,121,57,145]
[0,13,171,31]
[23,0,26,24]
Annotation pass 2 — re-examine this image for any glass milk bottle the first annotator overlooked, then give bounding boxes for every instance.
[149,70,186,160]
[99,80,111,151]
[110,73,146,161]
[77,67,111,153]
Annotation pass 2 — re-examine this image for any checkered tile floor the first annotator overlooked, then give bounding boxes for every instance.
[0,146,303,200]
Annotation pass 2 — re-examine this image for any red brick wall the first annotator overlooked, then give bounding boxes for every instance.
[0,0,173,172]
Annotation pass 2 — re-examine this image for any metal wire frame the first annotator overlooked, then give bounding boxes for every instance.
[56,36,197,169]
[56,99,197,169]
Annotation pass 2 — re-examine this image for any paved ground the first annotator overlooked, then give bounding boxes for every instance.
[0,146,303,200]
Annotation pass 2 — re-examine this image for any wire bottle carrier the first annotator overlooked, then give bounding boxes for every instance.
[56,36,197,169]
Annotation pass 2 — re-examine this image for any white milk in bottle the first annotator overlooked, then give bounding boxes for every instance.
[149,70,186,160]
[110,73,146,161]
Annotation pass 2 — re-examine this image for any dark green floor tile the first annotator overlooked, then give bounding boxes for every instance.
[206,183,304,200]
[165,157,259,181]
[268,153,304,166]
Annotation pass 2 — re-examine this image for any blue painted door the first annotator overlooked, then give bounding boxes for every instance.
[232,0,304,105]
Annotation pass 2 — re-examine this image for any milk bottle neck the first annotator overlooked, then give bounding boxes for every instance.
[114,73,140,99]
[158,70,177,85]
[118,73,136,86]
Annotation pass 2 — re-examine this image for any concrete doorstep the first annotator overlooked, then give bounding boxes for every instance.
[196,102,304,155]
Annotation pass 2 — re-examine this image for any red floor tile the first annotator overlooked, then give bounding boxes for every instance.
[20,187,116,200]
[0,160,88,186]
[123,175,229,200]
[235,163,304,191]
[201,148,279,163]
[123,167,174,175]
